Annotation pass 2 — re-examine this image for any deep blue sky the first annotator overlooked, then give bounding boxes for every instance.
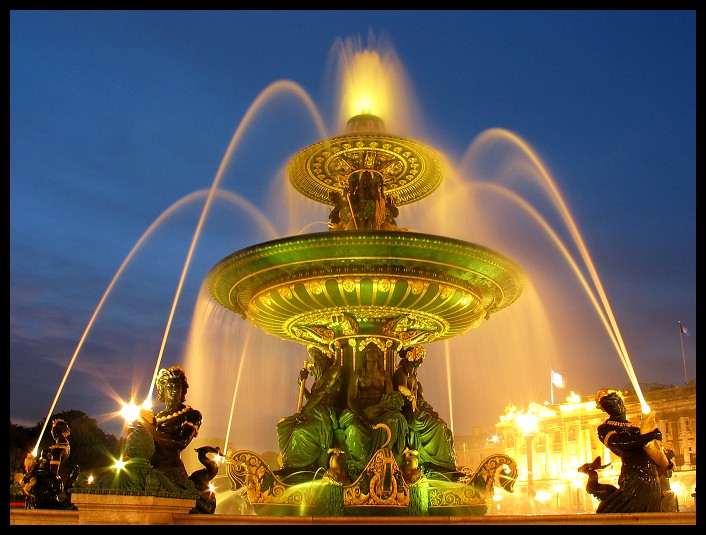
[10,11,695,451]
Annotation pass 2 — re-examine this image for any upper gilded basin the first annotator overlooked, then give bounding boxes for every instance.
[206,230,524,346]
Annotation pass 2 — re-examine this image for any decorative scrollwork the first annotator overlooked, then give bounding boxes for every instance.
[343,448,409,507]
[458,454,518,497]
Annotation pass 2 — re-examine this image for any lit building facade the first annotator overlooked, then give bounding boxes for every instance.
[455,380,696,514]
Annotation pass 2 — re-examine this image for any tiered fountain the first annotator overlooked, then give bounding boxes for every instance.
[206,112,525,516]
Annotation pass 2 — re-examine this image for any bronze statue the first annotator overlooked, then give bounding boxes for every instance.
[136,365,221,514]
[592,389,678,512]
[138,365,203,488]
[15,418,79,510]
[46,419,71,474]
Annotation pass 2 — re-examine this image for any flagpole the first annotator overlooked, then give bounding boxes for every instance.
[679,321,688,384]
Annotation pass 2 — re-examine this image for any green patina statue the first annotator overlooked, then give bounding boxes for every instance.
[273,342,460,483]
[275,345,344,476]
[392,345,459,474]
[339,341,409,477]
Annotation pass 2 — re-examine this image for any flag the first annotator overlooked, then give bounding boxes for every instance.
[680,323,691,336]
[551,369,564,388]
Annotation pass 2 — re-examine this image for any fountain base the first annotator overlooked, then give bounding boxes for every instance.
[224,449,517,517]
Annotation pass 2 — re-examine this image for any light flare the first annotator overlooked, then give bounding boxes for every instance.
[515,411,539,435]
[119,399,151,424]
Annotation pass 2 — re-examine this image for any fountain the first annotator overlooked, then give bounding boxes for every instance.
[206,112,524,516]
[10,29,693,524]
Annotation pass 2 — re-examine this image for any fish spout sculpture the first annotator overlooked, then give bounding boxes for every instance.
[578,456,618,502]
[188,445,221,514]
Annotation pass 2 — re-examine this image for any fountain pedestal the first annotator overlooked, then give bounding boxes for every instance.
[68,426,198,523]
[70,494,195,525]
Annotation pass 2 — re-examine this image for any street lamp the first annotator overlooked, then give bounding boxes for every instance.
[571,473,586,511]
[525,434,535,498]
[553,482,562,512]
[516,411,539,500]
